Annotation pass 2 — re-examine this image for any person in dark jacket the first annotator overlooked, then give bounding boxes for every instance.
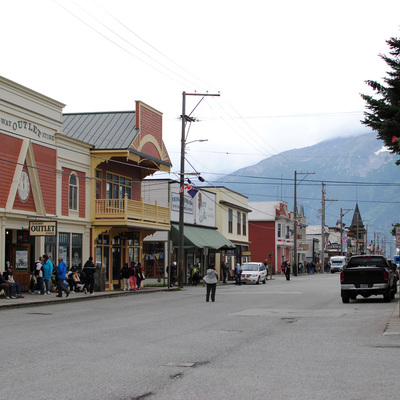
[83,256,96,295]
[121,263,130,291]
[56,257,70,298]
[0,274,15,299]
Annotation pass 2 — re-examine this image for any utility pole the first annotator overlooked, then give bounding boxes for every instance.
[340,208,352,255]
[178,91,220,288]
[293,171,314,276]
[320,183,337,271]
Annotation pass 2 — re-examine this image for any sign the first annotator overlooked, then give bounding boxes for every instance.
[29,221,57,236]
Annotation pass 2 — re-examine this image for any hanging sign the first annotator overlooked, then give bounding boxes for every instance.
[29,221,57,236]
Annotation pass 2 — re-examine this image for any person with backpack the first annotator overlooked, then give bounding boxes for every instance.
[136,262,145,290]
[30,256,44,295]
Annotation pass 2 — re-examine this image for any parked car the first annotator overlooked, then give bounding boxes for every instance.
[241,262,267,284]
[340,255,397,303]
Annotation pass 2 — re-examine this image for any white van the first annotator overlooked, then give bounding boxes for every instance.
[330,256,347,273]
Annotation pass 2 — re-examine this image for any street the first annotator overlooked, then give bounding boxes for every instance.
[2,274,399,400]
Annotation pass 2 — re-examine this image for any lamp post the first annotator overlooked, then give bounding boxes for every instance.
[177,91,219,288]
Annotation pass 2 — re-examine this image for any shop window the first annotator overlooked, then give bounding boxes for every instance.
[45,235,57,263]
[143,242,165,278]
[59,232,70,266]
[69,173,78,210]
[72,233,82,269]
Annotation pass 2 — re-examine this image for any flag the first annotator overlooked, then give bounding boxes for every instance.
[392,136,398,143]
[187,188,198,198]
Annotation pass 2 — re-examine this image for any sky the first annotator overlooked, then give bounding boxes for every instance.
[2,0,400,182]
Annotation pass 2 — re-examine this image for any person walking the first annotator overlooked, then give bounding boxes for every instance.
[285,262,291,281]
[129,262,136,291]
[42,254,53,295]
[56,257,70,298]
[30,257,44,295]
[136,262,144,290]
[203,263,218,302]
[121,263,130,291]
[83,256,96,295]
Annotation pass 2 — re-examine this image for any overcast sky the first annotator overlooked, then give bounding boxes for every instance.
[2,0,400,181]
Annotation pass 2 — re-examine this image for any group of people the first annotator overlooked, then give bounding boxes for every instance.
[28,255,97,297]
[120,262,145,291]
[0,261,24,299]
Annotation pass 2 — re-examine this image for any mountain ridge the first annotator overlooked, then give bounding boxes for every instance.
[214,132,400,241]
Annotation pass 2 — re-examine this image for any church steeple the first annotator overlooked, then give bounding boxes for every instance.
[350,203,364,229]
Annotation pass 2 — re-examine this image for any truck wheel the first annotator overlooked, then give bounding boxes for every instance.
[383,292,391,302]
[342,296,350,303]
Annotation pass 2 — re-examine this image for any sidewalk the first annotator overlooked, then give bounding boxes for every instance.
[0,286,169,310]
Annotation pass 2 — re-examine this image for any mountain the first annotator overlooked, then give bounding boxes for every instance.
[214,132,400,242]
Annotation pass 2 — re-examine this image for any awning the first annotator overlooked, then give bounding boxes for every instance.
[171,224,236,250]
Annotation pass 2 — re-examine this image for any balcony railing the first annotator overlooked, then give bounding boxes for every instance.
[94,197,170,227]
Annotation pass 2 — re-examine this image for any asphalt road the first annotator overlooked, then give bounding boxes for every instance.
[2,274,399,400]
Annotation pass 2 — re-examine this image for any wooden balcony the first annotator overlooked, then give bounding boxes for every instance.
[93,197,170,230]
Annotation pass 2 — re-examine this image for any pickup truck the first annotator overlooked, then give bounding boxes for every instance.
[340,255,397,303]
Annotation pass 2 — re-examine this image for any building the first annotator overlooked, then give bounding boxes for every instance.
[142,180,236,283]
[0,76,91,290]
[346,203,366,255]
[199,186,251,273]
[62,104,172,290]
[248,201,294,274]
[0,75,173,291]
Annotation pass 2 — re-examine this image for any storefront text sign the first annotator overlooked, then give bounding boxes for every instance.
[29,221,57,236]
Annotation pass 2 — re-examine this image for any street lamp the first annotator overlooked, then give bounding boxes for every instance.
[177,91,219,288]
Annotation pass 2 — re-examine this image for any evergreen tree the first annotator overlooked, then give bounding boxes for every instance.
[361,37,400,164]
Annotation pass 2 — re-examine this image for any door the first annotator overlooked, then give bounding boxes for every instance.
[112,247,121,289]
[12,244,31,291]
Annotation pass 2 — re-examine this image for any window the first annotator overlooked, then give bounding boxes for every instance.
[286,226,290,239]
[69,173,78,210]
[277,223,282,238]
[106,173,132,200]
[237,211,241,235]
[228,209,233,233]
[242,213,247,236]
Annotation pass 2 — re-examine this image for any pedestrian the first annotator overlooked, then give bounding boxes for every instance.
[30,257,45,295]
[3,262,24,298]
[285,262,291,281]
[263,259,269,280]
[167,262,177,287]
[192,263,199,286]
[121,263,130,291]
[128,262,136,291]
[221,261,228,283]
[42,254,53,295]
[136,262,145,290]
[56,257,70,298]
[281,260,287,275]
[235,263,242,285]
[203,263,218,302]
[0,273,16,299]
[83,256,96,295]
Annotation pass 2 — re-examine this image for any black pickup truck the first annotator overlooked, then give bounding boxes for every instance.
[340,255,397,303]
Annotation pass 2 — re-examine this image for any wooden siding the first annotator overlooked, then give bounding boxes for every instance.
[0,134,22,208]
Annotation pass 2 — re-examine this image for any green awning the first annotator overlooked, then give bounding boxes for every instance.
[171,224,236,250]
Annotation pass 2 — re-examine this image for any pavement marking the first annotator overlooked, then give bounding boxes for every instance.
[232,308,348,318]
[165,362,195,367]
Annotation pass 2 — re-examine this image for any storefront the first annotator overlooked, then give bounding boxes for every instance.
[0,76,92,289]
